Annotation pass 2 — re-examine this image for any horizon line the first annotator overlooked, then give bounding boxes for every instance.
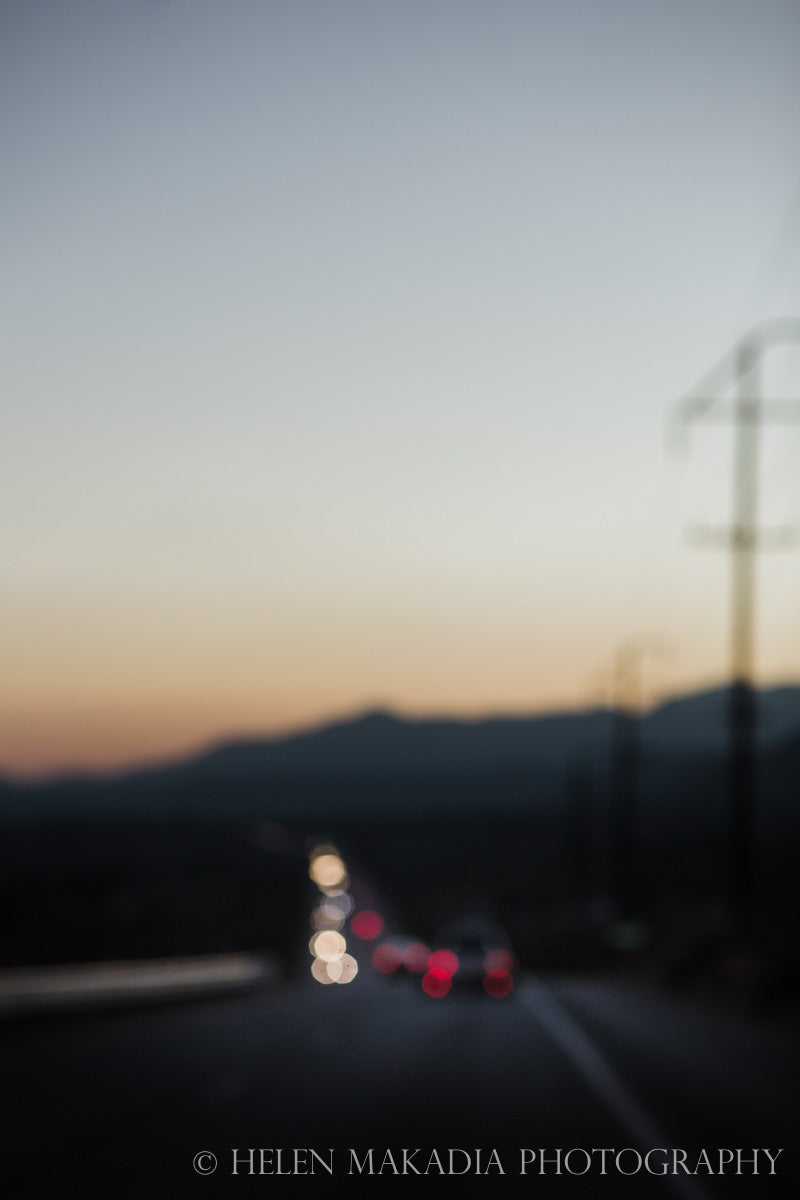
[4,676,800,787]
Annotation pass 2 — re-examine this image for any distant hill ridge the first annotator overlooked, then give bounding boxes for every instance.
[194,708,612,775]
[2,685,800,821]
[191,684,800,775]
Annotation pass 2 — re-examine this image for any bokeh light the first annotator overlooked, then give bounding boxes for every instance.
[310,905,344,932]
[311,893,355,931]
[428,949,459,977]
[310,930,347,962]
[371,943,403,975]
[350,910,384,940]
[310,957,336,985]
[327,893,354,919]
[330,953,359,985]
[403,943,430,974]
[483,968,514,999]
[422,967,452,998]
[309,853,347,889]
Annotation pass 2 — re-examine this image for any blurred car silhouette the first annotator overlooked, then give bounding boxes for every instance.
[421,918,515,999]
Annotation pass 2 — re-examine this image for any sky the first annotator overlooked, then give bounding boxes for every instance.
[2,0,800,778]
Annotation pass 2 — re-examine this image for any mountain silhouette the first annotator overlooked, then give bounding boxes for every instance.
[2,684,800,825]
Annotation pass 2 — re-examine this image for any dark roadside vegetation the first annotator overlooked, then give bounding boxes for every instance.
[1,687,799,1030]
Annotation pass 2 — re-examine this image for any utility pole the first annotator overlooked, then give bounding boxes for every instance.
[674,319,800,937]
[563,763,594,916]
[606,636,669,921]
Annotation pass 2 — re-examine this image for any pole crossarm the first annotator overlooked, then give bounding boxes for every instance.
[675,398,800,427]
[683,317,800,399]
[669,318,800,451]
[687,524,798,551]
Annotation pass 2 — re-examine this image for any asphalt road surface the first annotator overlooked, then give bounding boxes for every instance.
[2,969,797,1199]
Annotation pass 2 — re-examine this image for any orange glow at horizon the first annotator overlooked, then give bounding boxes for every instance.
[2,583,797,779]
[2,659,793,781]
[0,579,759,779]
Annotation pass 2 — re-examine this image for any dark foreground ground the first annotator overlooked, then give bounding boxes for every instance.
[1,967,797,1200]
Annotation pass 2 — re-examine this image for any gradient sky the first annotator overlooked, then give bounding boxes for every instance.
[3,0,800,777]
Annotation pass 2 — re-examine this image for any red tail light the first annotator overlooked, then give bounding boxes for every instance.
[371,943,402,974]
[351,910,384,940]
[422,967,452,998]
[403,942,430,974]
[483,967,513,998]
[427,949,459,977]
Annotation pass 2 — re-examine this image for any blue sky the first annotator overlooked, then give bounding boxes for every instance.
[2,0,800,775]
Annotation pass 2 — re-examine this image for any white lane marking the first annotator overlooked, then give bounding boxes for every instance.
[520,979,712,1200]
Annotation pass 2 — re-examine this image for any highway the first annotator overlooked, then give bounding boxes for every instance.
[1,966,797,1198]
